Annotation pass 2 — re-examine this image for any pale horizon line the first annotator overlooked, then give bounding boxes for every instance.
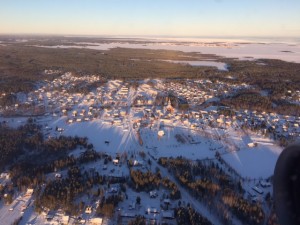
[0,32,299,39]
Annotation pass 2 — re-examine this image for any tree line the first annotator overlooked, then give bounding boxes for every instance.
[129,169,181,200]
[158,157,265,225]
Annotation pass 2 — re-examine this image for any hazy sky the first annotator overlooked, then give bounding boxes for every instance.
[1,0,300,37]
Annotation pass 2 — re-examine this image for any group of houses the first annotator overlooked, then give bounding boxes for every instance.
[1,73,299,144]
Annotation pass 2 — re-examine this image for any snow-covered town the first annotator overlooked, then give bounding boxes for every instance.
[0,72,300,225]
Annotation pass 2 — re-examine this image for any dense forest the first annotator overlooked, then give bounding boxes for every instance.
[0,118,92,171]
[221,90,300,116]
[175,206,213,225]
[129,169,181,200]
[158,157,265,225]
[0,119,109,213]
[35,165,106,214]
[0,120,42,170]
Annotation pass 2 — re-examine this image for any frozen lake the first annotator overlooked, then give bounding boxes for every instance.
[162,60,228,71]
[34,40,300,63]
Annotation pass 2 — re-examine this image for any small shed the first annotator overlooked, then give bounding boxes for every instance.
[158,130,165,137]
[247,142,257,148]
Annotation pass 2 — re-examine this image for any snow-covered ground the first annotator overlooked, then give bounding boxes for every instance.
[62,120,138,154]
[1,75,291,224]
[222,144,281,179]
[220,129,282,179]
[0,192,33,225]
[140,126,219,160]
[48,115,281,179]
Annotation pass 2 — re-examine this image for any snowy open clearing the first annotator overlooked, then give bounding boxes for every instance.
[49,116,282,179]
[222,144,281,179]
[62,120,138,155]
[220,129,282,179]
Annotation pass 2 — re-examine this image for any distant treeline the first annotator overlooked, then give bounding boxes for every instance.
[221,90,300,116]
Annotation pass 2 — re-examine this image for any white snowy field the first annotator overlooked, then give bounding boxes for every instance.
[221,130,282,179]
[140,126,220,160]
[222,145,281,179]
[47,114,283,179]
[58,120,139,154]
[51,118,219,160]
[34,39,300,63]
